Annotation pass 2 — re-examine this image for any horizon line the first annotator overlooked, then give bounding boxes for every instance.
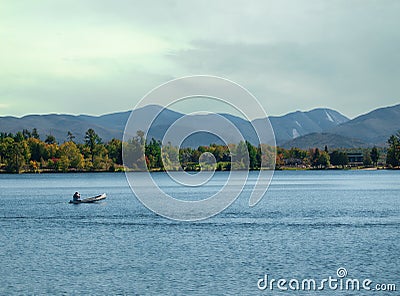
[0,102,399,120]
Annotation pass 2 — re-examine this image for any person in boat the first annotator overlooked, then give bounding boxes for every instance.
[73,192,81,202]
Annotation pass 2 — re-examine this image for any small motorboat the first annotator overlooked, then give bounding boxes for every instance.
[69,193,106,204]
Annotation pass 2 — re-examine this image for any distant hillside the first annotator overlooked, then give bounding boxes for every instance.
[0,105,348,146]
[0,112,130,143]
[265,108,349,144]
[329,104,400,146]
[282,133,367,150]
[284,103,400,149]
[0,104,398,148]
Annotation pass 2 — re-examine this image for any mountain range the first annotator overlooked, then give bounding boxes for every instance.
[0,104,399,149]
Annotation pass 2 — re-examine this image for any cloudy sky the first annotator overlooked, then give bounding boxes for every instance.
[1,0,399,118]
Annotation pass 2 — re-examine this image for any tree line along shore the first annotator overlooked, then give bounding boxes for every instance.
[0,128,399,174]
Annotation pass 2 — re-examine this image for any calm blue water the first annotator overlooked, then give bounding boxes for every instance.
[0,171,399,295]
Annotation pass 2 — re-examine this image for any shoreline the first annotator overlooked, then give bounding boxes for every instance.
[1,166,397,174]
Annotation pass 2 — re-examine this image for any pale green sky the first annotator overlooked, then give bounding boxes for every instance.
[1,0,399,118]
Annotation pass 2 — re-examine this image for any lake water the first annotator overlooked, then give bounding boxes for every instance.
[0,171,399,295]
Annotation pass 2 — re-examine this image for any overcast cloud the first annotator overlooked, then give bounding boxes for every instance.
[1,0,399,118]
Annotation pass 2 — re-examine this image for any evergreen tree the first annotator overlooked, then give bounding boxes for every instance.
[106,138,122,165]
[317,151,330,168]
[370,146,379,167]
[45,134,57,144]
[363,150,372,166]
[233,141,249,170]
[27,138,46,162]
[14,132,25,142]
[4,139,30,173]
[124,131,146,170]
[311,148,320,167]
[145,138,163,170]
[22,129,31,139]
[85,128,102,164]
[32,128,40,139]
[330,150,349,168]
[246,141,258,170]
[386,134,400,167]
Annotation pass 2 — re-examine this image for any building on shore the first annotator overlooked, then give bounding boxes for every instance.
[347,152,363,167]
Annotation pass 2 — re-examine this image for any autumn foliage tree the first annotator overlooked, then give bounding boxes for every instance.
[3,128,398,173]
